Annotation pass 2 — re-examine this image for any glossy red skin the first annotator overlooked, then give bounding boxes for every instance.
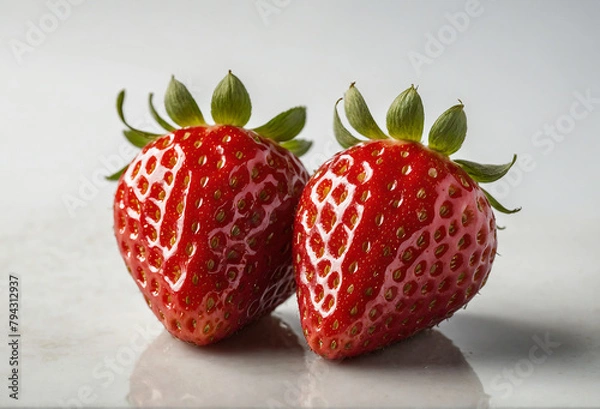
[114,125,309,345]
[293,140,497,359]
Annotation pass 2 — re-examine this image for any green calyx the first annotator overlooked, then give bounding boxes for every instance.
[165,76,206,127]
[253,106,306,142]
[333,82,520,215]
[454,155,517,184]
[211,70,251,127]
[108,71,311,180]
[343,83,388,140]
[386,85,424,142]
[334,98,362,149]
[428,102,467,155]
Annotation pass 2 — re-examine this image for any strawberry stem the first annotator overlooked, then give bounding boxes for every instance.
[148,93,176,132]
[116,90,161,139]
[344,83,388,140]
[331,81,520,217]
[211,71,252,127]
[123,130,151,148]
[455,155,518,184]
[481,187,521,214]
[253,106,306,142]
[428,102,467,156]
[333,98,362,148]
[280,139,313,156]
[105,165,128,181]
[386,85,424,143]
[110,72,311,176]
[164,76,206,127]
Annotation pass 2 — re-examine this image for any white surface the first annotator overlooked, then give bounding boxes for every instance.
[1,1,599,408]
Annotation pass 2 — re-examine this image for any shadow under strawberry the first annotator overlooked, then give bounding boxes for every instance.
[128,314,306,408]
[129,310,488,408]
[301,329,489,408]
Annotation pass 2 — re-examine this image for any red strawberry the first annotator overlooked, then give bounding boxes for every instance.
[293,83,519,359]
[110,72,311,345]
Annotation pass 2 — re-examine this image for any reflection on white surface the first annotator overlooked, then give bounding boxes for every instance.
[302,332,488,409]
[128,313,488,408]
[128,314,306,408]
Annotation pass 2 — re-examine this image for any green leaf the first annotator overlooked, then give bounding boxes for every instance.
[211,70,252,127]
[334,98,362,149]
[386,85,424,142]
[123,129,153,148]
[481,188,521,214]
[428,102,467,156]
[148,93,176,132]
[105,165,128,181]
[455,154,518,184]
[343,83,388,140]
[253,106,306,142]
[280,139,312,157]
[116,90,161,138]
[164,76,206,127]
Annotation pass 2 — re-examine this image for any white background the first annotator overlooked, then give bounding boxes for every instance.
[0,1,599,408]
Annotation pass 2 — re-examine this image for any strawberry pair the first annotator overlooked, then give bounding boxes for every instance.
[111,72,518,359]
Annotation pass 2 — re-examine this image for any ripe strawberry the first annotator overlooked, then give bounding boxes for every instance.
[293,83,519,359]
[109,72,311,345]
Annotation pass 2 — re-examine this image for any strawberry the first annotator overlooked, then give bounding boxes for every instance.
[293,83,519,359]
[109,72,311,345]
